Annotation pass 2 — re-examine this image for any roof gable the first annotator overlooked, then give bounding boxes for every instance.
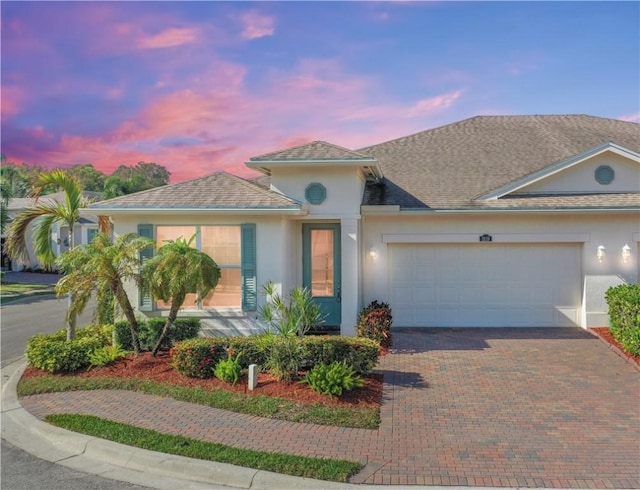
[250,140,373,162]
[359,115,640,210]
[479,143,640,200]
[88,172,301,211]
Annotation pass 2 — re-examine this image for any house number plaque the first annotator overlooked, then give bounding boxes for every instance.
[479,234,492,242]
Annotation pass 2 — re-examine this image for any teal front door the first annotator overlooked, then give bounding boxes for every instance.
[302,224,341,326]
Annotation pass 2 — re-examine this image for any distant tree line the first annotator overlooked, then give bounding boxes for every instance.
[0,155,171,201]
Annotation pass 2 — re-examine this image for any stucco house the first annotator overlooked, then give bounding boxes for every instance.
[2,192,101,271]
[88,115,640,335]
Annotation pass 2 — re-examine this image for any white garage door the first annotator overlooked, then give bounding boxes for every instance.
[389,243,581,327]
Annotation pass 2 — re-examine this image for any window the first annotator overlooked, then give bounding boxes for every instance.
[155,226,242,309]
[87,228,99,243]
[595,165,615,185]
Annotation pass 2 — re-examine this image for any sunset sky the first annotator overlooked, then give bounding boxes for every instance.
[2,1,639,183]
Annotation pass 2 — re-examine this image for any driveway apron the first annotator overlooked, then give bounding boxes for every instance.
[21,328,640,488]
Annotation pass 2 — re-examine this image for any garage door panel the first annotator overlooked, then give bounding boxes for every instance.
[389,243,581,327]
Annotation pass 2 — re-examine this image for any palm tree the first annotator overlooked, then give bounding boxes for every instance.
[142,236,220,356]
[0,177,12,235]
[55,233,155,355]
[5,170,92,340]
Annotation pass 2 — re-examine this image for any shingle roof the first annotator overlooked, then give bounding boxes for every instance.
[89,172,300,210]
[8,191,101,210]
[359,115,640,209]
[250,140,373,161]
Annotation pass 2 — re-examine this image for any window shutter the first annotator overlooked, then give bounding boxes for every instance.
[137,224,154,312]
[241,223,257,311]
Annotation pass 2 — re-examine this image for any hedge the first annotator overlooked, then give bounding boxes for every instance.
[115,317,201,352]
[26,324,113,373]
[605,284,640,356]
[171,334,380,379]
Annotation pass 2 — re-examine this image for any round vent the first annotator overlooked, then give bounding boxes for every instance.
[305,183,326,205]
[595,165,614,185]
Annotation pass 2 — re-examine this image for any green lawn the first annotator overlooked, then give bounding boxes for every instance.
[46,414,363,482]
[1,282,53,294]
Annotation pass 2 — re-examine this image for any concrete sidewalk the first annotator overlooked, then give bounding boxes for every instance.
[4,329,640,489]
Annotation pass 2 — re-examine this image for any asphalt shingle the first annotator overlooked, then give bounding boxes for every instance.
[89,172,300,210]
[359,115,640,209]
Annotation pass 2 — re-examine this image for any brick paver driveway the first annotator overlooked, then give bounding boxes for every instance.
[23,328,640,488]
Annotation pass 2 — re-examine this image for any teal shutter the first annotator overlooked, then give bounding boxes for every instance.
[241,224,257,311]
[137,224,154,312]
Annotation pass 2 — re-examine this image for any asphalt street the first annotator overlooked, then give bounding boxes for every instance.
[1,294,152,490]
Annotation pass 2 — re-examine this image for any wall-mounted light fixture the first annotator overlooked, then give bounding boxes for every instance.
[621,244,631,263]
[596,245,606,262]
[368,247,377,260]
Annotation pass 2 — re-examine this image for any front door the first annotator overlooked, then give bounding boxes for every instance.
[302,224,341,326]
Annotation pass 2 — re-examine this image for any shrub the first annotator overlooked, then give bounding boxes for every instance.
[228,334,274,369]
[606,284,640,356]
[267,336,302,383]
[259,282,324,337]
[115,317,201,352]
[26,324,112,373]
[88,344,128,370]
[301,336,380,375]
[214,354,243,385]
[356,300,392,348]
[301,361,364,398]
[171,337,227,378]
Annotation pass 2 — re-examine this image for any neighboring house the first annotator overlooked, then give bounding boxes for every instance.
[88,115,640,334]
[2,191,101,271]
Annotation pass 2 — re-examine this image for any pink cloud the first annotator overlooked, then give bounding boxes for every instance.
[137,27,200,49]
[405,90,464,118]
[1,86,26,120]
[618,112,640,123]
[2,55,468,182]
[240,10,275,40]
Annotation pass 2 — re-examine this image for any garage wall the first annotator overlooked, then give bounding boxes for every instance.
[362,211,639,328]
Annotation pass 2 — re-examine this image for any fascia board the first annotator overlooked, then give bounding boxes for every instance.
[245,158,383,178]
[478,143,640,201]
[81,207,308,216]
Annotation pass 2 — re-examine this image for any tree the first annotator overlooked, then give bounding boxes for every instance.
[63,164,106,192]
[142,236,220,356]
[0,176,12,235]
[0,160,32,198]
[55,233,155,355]
[5,170,92,340]
[104,162,171,199]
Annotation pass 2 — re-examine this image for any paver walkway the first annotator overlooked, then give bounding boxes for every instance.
[22,328,640,488]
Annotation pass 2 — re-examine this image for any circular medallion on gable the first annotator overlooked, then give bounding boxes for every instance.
[305,183,326,204]
[595,165,614,185]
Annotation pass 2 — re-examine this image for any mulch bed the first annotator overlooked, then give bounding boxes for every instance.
[22,351,383,408]
[589,327,640,367]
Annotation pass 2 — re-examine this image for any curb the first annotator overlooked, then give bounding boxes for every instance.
[0,359,391,490]
[587,329,640,372]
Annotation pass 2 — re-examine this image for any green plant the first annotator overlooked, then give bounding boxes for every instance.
[142,235,221,356]
[301,336,380,375]
[214,353,243,385]
[301,361,364,398]
[228,334,274,369]
[356,300,392,348]
[114,317,201,352]
[26,324,112,373]
[259,282,325,337]
[88,344,128,369]
[171,337,227,378]
[606,284,640,356]
[267,336,302,383]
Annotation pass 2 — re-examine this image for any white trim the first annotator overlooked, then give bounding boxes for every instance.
[246,159,383,179]
[82,208,308,216]
[382,233,591,244]
[478,143,640,201]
